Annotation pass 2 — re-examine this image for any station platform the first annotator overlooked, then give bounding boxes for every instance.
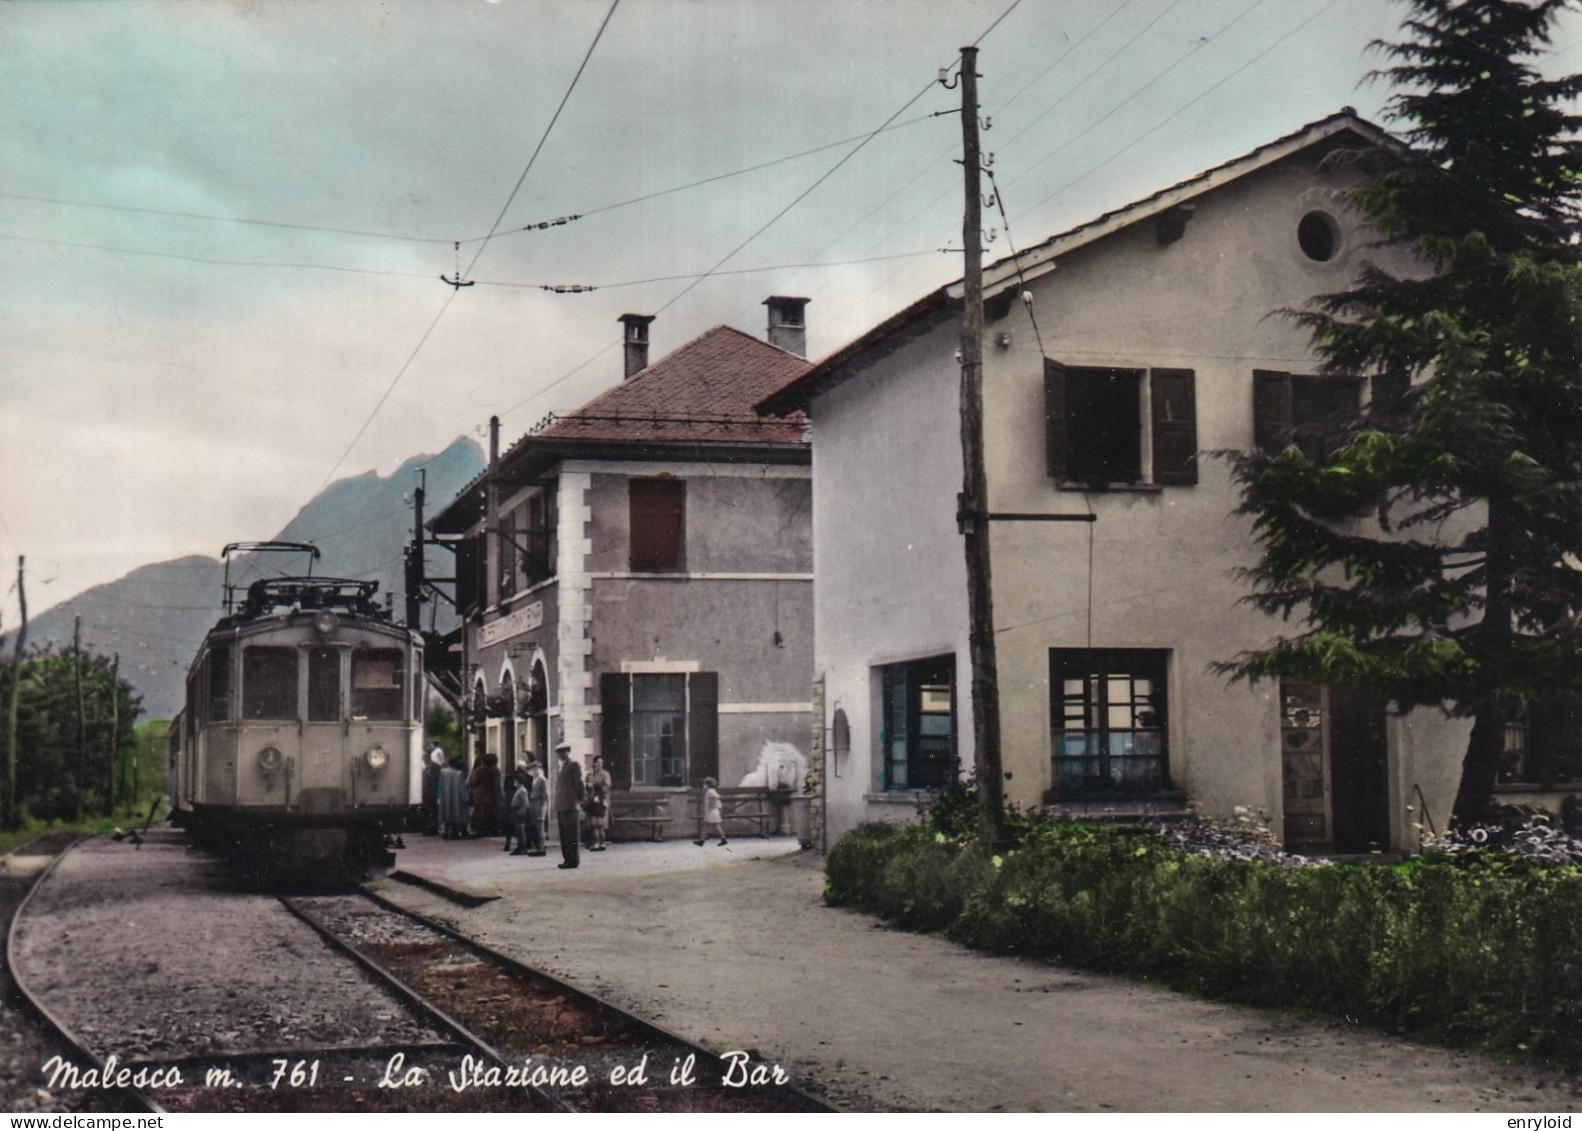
[384,828,801,904]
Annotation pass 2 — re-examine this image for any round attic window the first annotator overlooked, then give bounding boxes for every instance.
[1298,210,1340,262]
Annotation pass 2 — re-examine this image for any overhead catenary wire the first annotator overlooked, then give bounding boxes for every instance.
[474,249,944,292]
[0,115,937,258]
[496,74,950,421]
[454,0,620,285]
[314,0,620,493]
[499,0,1032,426]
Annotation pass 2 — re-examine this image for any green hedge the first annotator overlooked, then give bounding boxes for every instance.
[825,816,1582,1068]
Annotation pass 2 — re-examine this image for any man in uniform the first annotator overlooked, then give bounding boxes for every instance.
[553,743,584,869]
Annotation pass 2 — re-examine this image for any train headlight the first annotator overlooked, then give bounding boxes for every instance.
[257,745,283,775]
[313,610,338,636]
[364,744,389,772]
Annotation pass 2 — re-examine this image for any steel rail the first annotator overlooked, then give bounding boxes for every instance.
[6,835,164,1114]
[277,894,574,1112]
[354,883,836,1111]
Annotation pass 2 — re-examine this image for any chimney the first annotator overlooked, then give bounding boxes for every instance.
[764,295,810,359]
[619,313,655,379]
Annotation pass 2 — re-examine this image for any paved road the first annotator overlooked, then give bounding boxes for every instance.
[378,835,1580,1113]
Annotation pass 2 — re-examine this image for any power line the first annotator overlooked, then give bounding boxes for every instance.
[1007,0,1272,190]
[0,232,436,282]
[784,0,1172,343]
[0,190,456,245]
[473,250,942,291]
[494,84,946,420]
[1016,0,1348,221]
[2,115,937,257]
[477,114,938,235]
[315,290,460,493]
[317,0,619,490]
[495,0,1029,426]
[996,0,1190,160]
[457,0,620,284]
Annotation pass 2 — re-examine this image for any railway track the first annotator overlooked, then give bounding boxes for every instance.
[8,833,831,1113]
[3,833,161,1114]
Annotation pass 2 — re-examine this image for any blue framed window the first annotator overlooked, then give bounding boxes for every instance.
[1051,649,1168,797]
[880,656,955,791]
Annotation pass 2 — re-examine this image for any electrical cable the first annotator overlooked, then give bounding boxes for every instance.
[498,0,1031,425]
[315,0,619,492]
[1016,0,1348,221]
[1006,0,1271,190]
[455,0,620,284]
[0,232,437,281]
[472,249,942,291]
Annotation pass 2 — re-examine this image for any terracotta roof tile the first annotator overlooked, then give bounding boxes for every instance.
[538,325,808,446]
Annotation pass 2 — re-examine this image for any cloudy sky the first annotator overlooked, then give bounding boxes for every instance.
[3,0,1577,627]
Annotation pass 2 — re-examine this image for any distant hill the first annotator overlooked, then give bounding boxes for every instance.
[22,437,484,720]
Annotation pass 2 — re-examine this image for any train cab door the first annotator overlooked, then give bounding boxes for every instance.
[300,644,351,814]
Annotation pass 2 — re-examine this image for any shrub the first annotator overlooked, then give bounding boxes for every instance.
[825,812,1582,1070]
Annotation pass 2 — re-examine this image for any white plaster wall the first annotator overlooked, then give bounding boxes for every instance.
[980,145,1449,841]
[810,313,973,841]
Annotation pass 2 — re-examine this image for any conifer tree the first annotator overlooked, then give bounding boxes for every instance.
[1225,0,1582,825]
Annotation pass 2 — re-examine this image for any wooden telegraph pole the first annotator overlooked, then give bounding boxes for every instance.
[73,614,86,814]
[4,556,25,830]
[952,46,1006,831]
[107,651,119,814]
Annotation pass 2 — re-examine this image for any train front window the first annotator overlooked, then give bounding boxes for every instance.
[242,647,298,720]
[308,647,341,722]
[351,649,405,720]
[207,645,231,721]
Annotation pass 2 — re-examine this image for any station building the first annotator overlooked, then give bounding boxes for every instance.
[428,300,815,834]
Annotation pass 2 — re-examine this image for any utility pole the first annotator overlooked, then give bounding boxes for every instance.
[73,614,85,816]
[406,469,427,631]
[952,46,1006,831]
[107,652,119,814]
[4,556,26,830]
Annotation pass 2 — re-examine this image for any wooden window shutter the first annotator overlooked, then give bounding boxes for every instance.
[1253,370,1292,454]
[1044,358,1069,481]
[600,672,632,790]
[1149,368,1197,485]
[688,671,719,787]
[630,478,685,571]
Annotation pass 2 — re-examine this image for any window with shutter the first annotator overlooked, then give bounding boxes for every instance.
[1150,368,1198,485]
[1253,370,1364,459]
[600,672,632,790]
[1045,360,1196,487]
[610,670,719,788]
[629,478,685,571]
[688,672,719,788]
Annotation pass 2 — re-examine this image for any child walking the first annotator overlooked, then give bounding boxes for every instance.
[694,777,726,846]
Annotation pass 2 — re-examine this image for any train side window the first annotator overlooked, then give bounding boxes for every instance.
[242,646,298,720]
[208,645,231,721]
[351,649,405,721]
[308,647,341,722]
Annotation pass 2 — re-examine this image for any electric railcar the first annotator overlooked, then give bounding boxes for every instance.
[169,543,423,879]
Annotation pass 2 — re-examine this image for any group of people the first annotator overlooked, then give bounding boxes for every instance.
[420,744,615,870]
